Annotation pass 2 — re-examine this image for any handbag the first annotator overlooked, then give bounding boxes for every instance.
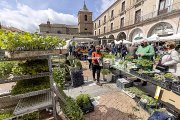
[155,61,169,72]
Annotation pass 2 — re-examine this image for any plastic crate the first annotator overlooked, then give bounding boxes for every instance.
[172,83,180,95]
[116,78,132,90]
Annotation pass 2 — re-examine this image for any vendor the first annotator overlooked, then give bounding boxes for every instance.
[136,39,155,61]
[135,39,155,86]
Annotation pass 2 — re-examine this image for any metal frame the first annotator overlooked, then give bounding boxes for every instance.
[0,54,58,120]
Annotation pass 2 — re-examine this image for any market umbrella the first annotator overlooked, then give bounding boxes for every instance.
[114,39,132,44]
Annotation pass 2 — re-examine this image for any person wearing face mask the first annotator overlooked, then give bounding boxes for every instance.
[161,41,180,75]
[136,39,155,60]
[135,39,155,86]
[92,45,103,85]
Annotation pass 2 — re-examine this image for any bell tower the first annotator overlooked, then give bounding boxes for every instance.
[78,1,93,35]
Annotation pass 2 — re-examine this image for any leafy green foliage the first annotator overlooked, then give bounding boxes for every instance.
[126,87,146,98]
[136,59,153,68]
[0,30,65,51]
[0,61,17,78]
[153,74,164,81]
[74,59,82,69]
[101,69,111,75]
[141,95,157,106]
[0,112,13,120]
[76,94,91,108]
[63,97,84,120]
[164,73,174,79]
[11,77,50,95]
[18,111,39,120]
[125,55,134,61]
[103,54,115,59]
[53,67,66,89]
[12,59,48,75]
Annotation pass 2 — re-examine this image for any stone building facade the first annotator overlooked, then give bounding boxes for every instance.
[39,21,78,35]
[93,0,180,44]
[39,2,93,36]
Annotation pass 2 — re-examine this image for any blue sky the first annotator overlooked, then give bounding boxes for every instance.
[0,0,115,32]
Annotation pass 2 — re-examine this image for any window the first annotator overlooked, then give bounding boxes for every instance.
[120,17,124,28]
[135,9,141,23]
[158,0,169,14]
[104,27,106,33]
[104,16,106,23]
[95,31,96,36]
[111,10,114,18]
[85,15,87,21]
[99,20,101,26]
[95,23,96,29]
[111,23,113,31]
[99,29,101,35]
[136,0,141,3]
[57,31,61,34]
[85,28,87,30]
[121,1,125,12]
[46,31,49,33]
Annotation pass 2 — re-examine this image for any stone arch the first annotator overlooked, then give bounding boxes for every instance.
[108,34,115,43]
[147,22,174,37]
[129,28,144,42]
[117,32,126,41]
[102,36,107,45]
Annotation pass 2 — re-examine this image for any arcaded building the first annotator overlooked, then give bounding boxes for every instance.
[93,0,180,44]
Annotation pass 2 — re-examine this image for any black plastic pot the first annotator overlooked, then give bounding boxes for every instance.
[80,100,94,114]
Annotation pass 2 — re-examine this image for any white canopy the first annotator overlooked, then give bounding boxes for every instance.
[72,38,97,42]
[147,34,159,42]
[160,33,180,41]
[114,39,132,44]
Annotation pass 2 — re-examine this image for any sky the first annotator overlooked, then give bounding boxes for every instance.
[0,0,116,32]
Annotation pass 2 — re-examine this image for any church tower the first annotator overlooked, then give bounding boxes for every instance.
[78,1,93,35]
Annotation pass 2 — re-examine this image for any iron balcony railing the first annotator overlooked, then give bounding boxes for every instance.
[96,2,180,36]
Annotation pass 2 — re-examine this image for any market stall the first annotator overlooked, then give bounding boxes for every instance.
[104,56,180,118]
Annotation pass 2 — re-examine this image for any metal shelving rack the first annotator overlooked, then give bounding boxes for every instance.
[0,51,59,120]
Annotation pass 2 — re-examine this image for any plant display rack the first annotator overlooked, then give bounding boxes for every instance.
[111,65,180,115]
[0,50,64,120]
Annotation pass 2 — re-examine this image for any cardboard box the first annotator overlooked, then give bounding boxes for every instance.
[159,88,180,113]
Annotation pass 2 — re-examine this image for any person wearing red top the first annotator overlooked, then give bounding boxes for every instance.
[92,45,103,85]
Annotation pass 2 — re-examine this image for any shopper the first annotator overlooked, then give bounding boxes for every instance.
[135,39,155,86]
[87,45,95,70]
[161,41,180,75]
[92,45,103,85]
[128,43,137,58]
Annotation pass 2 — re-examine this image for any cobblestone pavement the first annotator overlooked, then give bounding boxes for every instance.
[65,61,149,120]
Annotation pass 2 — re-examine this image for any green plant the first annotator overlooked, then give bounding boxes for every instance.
[141,95,157,106]
[125,87,146,97]
[0,61,17,78]
[18,111,39,120]
[76,94,91,108]
[125,55,134,61]
[53,67,66,89]
[153,74,164,81]
[74,59,82,69]
[164,73,174,79]
[11,77,50,95]
[0,112,13,120]
[0,30,65,51]
[101,69,111,75]
[104,54,115,59]
[63,97,84,120]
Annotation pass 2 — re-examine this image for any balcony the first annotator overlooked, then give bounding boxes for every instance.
[134,0,144,8]
[96,2,180,36]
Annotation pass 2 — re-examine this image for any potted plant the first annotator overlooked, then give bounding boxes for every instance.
[101,69,112,82]
[76,94,94,114]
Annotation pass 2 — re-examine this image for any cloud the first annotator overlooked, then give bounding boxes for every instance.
[0,2,78,32]
[99,0,116,13]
